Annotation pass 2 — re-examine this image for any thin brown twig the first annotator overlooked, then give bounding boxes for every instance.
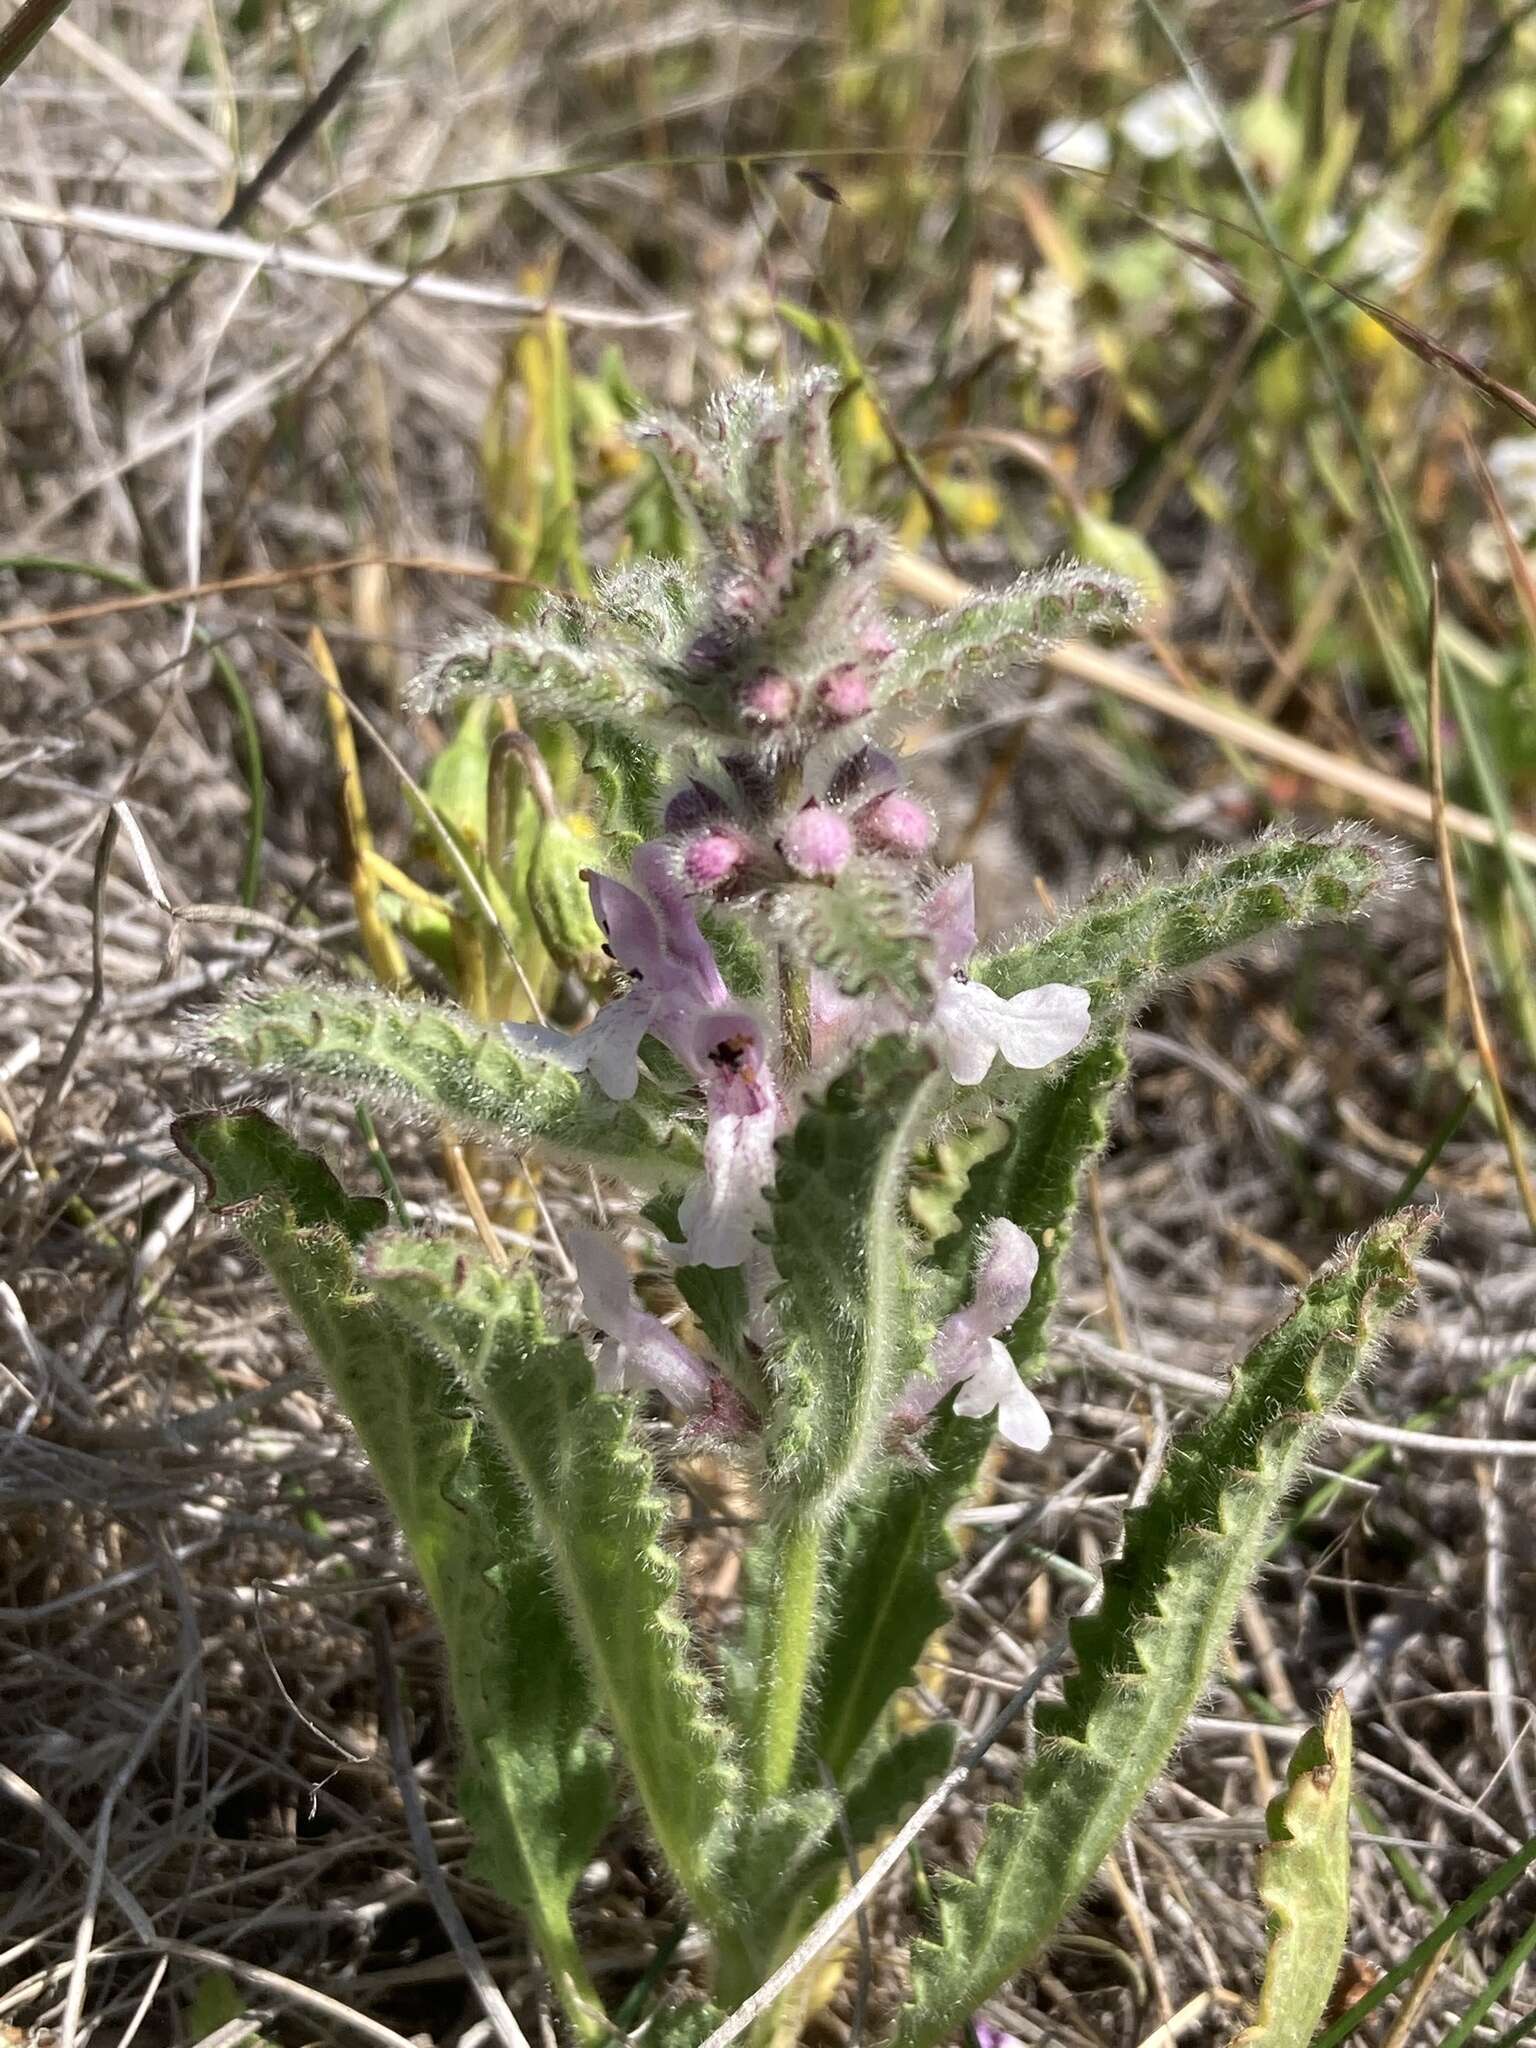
[0,551,541,636]
[888,548,1536,870]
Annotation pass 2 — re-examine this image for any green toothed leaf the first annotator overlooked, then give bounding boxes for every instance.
[583,723,663,848]
[171,1111,612,2043]
[840,1720,957,1847]
[804,1414,980,1787]
[894,1209,1431,2048]
[365,1232,740,1923]
[1234,1696,1355,2048]
[197,982,700,1187]
[881,562,1142,715]
[765,1036,945,1515]
[978,828,1403,1034]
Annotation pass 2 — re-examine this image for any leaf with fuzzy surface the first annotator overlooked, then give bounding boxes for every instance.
[1233,1696,1354,2048]
[879,562,1141,716]
[727,1723,955,1970]
[894,1209,1431,2048]
[978,828,1402,1032]
[807,1040,1126,1786]
[197,982,700,1186]
[803,1416,980,1786]
[765,1036,945,1515]
[583,723,662,848]
[171,1111,611,2040]
[773,863,928,1004]
[416,621,672,730]
[365,1233,740,1923]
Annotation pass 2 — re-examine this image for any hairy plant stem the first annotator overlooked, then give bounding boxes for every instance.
[750,1512,824,1806]
[779,951,812,1077]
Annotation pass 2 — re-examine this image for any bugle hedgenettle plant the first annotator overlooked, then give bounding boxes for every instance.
[178,374,1428,2044]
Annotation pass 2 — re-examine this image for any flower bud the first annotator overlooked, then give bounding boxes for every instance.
[854,791,934,856]
[859,619,897,664]
[662,779,728,834]
[814,663,872,724]
[722,751,776,819]
[740,672,799,729]
[685,623,739,672]
[824,743,901,806]
[779,802,853,878]
[682,829,754,893]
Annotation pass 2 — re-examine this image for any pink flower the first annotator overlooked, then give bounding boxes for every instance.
[853,791,934,856]
[740,672,799,728]
[897,1220,1050,1449]
[675,1008,781,1269]
[815,664,873,723]
[568,1226,714,1411]
[682,829,754,893]
[508,847,784,1271]
[507,844,732,1100]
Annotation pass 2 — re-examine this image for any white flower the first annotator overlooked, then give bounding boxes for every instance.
[808,864,1092,1088]
[1487,437,1536,539]
[1311,207,1423,291]
[924,868,1092,1087]
[1350,208,1423,290]
[996,269,1079,383]
[1036,116,1111,173]
[1119,81,1218,163]
[932,975,1091,1087]
[568,1227,713,1410]
[897,1220,1050,1450]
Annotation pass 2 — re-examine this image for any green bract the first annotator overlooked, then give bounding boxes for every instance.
[189,375,1425,2046]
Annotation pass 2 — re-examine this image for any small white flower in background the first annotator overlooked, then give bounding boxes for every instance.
[994,268,1079,384]
[1310,206,1424,291]
[1036,116,1112,173]
[1466,517,1536,588]
[704,282,780,367]
[1119,80,1218,163]
[1349,207,1424,290]
[1486,437,1536,539]
[897,1220,1051,1451]
[568,1227,713,1411]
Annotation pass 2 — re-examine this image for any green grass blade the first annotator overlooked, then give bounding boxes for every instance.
[1315,1829,1536,2048]
[1143,0,1536,949]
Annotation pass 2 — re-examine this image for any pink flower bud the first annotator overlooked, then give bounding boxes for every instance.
[779,803,853,878]
[740,672,799,728]
[683,830,753,892]
[859,619,897,664]
[815,663,872,724]
[854,791,934,856]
